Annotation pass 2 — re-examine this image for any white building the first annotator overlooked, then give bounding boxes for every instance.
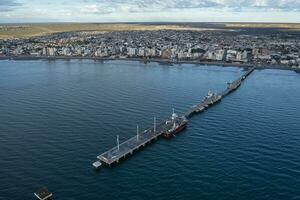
[138,48,145,57]
[62,47,70,56]
[215,50,225,61]
[127,47,136,56]
[48,47,57,56]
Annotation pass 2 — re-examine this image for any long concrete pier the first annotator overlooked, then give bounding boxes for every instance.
[93,66,255,168]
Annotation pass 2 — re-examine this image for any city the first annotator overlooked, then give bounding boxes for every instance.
[1,28,300,70]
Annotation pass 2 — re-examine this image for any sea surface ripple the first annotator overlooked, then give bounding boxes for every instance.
[0,60,299,200]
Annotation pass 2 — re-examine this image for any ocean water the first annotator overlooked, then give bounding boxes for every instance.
[0,60,299,200]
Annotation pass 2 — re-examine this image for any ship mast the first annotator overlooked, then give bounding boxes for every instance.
[171,108,178,121]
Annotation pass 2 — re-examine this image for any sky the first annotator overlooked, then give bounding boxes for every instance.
[0,0,299,23]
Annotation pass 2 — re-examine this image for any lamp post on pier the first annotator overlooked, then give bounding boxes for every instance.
[117,135,119,152]
[154,117,156,134]
[136,125,139,141]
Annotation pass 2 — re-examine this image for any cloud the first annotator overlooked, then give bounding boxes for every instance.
[80,4,115,14]
[0,0,299,23]
[218,0,300,11]
[81,0,300,13]
[0,0,21,11]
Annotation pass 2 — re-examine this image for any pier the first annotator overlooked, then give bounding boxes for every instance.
[93,66,255,168]
[96,117,182,166]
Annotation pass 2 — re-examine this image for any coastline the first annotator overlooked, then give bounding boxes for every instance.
[0,55,298,71]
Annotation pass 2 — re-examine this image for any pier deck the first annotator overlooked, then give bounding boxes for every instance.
[94,66,255,168]
[98,120,175,165]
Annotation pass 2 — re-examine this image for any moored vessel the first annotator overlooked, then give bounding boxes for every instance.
[204,90,214,100]
[203,90,222,105]
[162,110,188,139]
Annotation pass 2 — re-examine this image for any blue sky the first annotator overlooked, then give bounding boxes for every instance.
[0,0,299,23]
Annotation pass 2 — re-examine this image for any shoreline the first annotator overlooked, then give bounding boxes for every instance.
[0,55,298,71]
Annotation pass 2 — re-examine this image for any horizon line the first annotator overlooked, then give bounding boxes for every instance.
[1,21,300,24]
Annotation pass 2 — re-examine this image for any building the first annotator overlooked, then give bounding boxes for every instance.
[161,49,172,59]
[127,47,137,57]
[215,50,225,61]
[138,48,145,57]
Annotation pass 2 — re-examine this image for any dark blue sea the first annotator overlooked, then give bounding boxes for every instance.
[0,60,299,200]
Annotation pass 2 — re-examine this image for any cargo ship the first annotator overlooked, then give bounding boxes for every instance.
[162,110,188,139]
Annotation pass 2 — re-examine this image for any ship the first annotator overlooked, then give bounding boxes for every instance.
[204,90,214,100]
[203,90,222,105]
[162,110,188,139]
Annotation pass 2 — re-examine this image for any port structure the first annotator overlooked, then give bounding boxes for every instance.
[185,66,255,117]
[93,66,255,168]
[96,117,176,166]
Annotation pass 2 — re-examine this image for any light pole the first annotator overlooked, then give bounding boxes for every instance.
[137,125,139,141]
[117,135,119,152]
[154,116,156,134]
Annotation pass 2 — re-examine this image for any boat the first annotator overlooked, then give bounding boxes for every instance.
[215,94,222,102]
[162,110,188,139]
[203,90,221,105]
[162,120,187,139]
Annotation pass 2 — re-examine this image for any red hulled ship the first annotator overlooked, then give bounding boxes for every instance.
[162,110,188,139]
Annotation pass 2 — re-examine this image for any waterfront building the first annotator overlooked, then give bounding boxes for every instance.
[127,47,137,56]
[62,47,71,56]
[161,49,172,59]
[30,52,41,56]
[48,48,57,56]
[215,50,225,61]
[138,48,145,57]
